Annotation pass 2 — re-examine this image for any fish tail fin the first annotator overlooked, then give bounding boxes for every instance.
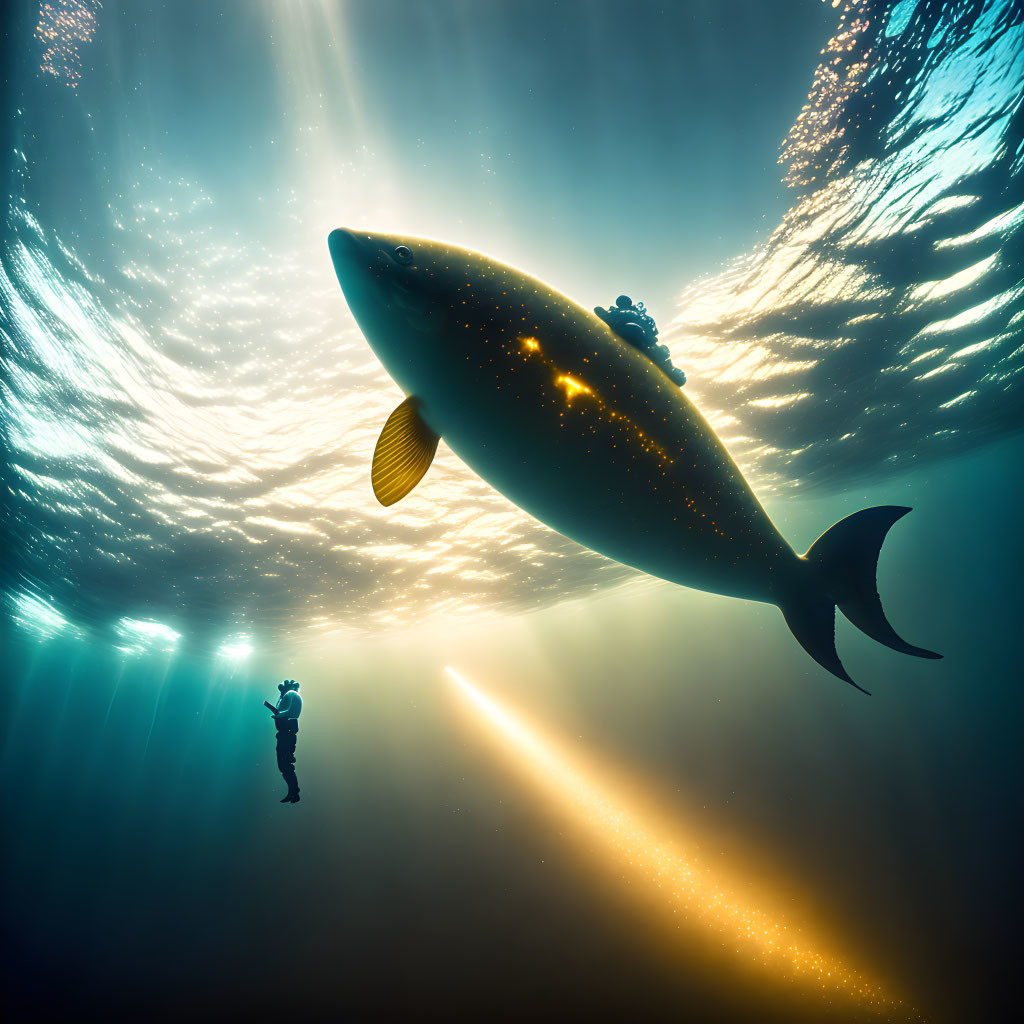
[804,505,942,662]
[780,594,869,694]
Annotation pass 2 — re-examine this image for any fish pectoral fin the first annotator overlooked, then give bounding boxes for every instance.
[371,396,440,506]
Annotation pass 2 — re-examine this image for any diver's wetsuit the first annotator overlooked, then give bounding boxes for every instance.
[275,688,302,800]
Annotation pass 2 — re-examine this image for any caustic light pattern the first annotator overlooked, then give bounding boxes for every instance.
[448,667,916,1019]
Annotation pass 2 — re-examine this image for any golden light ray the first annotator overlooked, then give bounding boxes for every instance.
[446,666,917,1020]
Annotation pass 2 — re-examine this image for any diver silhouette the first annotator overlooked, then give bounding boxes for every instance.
[265,679,302,803]
[595,294,686,386]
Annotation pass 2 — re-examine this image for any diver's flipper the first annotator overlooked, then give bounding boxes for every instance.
[780,596,868,694]
[805,506,942,660]
[372,396,440,506]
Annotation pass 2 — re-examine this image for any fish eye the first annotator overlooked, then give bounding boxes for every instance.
[393,245,414,265]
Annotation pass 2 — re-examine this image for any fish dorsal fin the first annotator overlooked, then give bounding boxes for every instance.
[372,396,440,506]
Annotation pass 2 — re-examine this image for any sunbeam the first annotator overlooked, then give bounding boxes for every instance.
[447,665,916,1020]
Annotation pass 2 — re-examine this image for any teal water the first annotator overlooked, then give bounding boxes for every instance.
[5,436,1022,1021]
[3,2,1023,1021]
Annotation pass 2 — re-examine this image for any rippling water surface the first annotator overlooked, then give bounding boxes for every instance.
[3,0,1022,650]
[667,0,1024,491]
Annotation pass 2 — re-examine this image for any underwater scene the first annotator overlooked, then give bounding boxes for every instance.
[2,1,1022,1020]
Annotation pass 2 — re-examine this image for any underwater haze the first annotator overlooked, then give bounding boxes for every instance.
[2,1,1023,1022]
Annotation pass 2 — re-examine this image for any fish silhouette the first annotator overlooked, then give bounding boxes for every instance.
[329,229,941,691]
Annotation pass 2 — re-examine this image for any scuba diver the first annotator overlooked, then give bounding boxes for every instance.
[594,294,686,386]
[264,679,302,803]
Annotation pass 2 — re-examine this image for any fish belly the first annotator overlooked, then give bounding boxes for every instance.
[426,355,794,605]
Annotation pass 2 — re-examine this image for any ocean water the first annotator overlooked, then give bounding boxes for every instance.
[2,2,1022,1021]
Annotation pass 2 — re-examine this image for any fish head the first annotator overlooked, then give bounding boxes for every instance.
[329,228,480,394]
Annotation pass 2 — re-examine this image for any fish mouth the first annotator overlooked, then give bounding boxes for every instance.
[328,228,431,334]
[328,227,371,283]
[329,227,399,294]
[328,227,388,319]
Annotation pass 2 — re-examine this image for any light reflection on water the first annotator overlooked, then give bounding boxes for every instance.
[666,0,1024,493]
[2,182,630,644]
[2,0,1021,647]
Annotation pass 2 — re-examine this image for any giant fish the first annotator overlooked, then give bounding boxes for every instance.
[328,229,941,691]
